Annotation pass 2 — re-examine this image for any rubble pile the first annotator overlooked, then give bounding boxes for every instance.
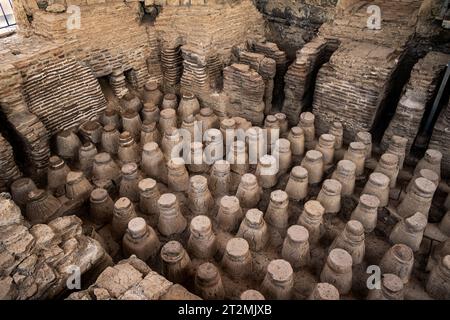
[223,64,266,125]
[313,42,400,142]
[382,52,450,151]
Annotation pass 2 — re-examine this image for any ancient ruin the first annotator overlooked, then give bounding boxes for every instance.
[1,0,450,301]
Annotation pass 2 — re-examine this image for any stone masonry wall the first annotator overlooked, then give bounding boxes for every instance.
[0,58,50,179]
[23,58,107,136]
[312,0,425,142]
[319,0,423,49]
[0,134,22,192]
[223,63,266,125]
[381,51,450,152]
[0,1,162,180]
[429,99,450,178]
[0,196,111,300]
[282,37,335,125]
[31,2,154,87]
[155,0,265,104]
[313,42,401,142]
[155,0,266,65]
[67,256,200,300]
[253,0,338,58]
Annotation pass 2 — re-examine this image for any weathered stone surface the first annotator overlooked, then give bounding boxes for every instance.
[253,0,337,57]
[310,0,426,144]
[382,52,450,151]
[160,284,202,300]
[93,288,112,300]
[48,216,83,242]
[1,0,449,303]
[0,135,22,192]
[45,4,66,13]
[155,0,265,64]
[29,224,58,250]
[0,196,23,227]
[313,42,401,142]
[68,257,199,300]
[118,255,152,276]
[282,37,335,125]
[319,0,422,48]
[66,290,92,300]
[0,64,50,179]
[0,197,109,299]
[121,271,172,300]
[95,264,144,298]
[430,99,450,178]
[23,59,107,137]
[237,49,276,114]
[0,276,17,300]
[223,63,266,125]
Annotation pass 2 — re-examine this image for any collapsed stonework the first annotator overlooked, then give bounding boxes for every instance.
[0,0,450,301]
[0,195,111,299]
[312,0,425,143]
[253,0,338,58]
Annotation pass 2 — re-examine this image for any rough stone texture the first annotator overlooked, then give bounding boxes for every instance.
[381,52,450,152]
[237,49,276,114]
[223,63,266,125]
[312,0,425,142]
[155,0,266,98]
[282,37,336,125]
[31,2,155,86]
[0,134,22,192]
[415,0,449,40]
[319,0,423,49]
[160,284,202,300]
[155,0,265,65]
[23,59,107,136]
[249,40,288,108]
[180,44,222,107]
[95,263,144,298]
[1,2,265,175]
[0,2,161,178]
[0,0,449,302]
[67,256,201,300]
[0,62,50,179]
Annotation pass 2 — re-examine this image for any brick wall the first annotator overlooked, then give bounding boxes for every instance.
[0,196,111,300]
[0,1,162,180]
[155,0,265,64]
[253,0,338,58]
[381,52,450,152]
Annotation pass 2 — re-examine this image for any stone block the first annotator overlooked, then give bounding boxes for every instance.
[160,284,202,300]
[95,263,144,298]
